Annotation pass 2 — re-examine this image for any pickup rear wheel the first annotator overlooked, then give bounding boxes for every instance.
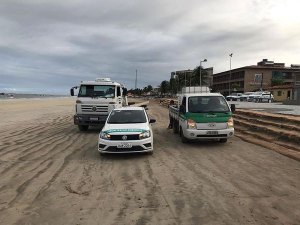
[78,125,89,131]
[173,120,179,134]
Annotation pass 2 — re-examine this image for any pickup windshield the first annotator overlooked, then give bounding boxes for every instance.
[188,96,230,113]
[108,110,147,124]
[78,85,115,98]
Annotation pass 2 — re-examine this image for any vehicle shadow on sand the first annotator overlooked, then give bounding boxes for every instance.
[99,153,151,161]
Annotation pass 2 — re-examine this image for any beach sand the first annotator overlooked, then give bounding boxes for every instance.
[0,97,75,128]
[1,98,300,225]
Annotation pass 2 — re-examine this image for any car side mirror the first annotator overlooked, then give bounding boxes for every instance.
[179,105,186,114]
[70,88,74,96]
[149,119,156,124]
[231,104,236,113]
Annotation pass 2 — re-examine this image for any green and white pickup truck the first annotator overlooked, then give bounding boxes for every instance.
[169,92,235,143]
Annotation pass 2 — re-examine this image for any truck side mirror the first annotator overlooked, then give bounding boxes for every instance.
[70,88,74,96]
[122,88,128,96]
[179,105,186,114]
[231,104,236,113]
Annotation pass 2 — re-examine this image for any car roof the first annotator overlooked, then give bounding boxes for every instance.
[113,106,144,111]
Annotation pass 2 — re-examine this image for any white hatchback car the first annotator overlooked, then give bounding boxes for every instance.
[98,107,155,154]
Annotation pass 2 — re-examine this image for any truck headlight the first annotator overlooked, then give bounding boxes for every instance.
[100,132,111,140]
[227,117,234,128]
[139,131,151,139]
[187,119,197,129]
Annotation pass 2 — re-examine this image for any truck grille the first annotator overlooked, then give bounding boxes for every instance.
[196,123,227,130]
[81,105,108,113]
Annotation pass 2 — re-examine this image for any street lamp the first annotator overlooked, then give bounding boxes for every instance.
[229,53,233,95]
[200,59,207,90]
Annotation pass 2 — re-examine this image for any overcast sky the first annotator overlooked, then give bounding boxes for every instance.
[1,0,300,94]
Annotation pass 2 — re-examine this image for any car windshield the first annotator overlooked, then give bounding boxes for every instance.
[188,96,230,113]
[78,85,115,98]
[108,110,147,124]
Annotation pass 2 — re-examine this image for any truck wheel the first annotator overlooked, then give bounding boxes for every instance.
[219,138,228,143]
[180,128,189,143]
[78,125,89,131]
[173,121,179,134]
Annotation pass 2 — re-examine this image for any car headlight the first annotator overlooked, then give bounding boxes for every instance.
[187,119,197,129]
[139,131,151,139]
[100,132,111,140]
[227,117,234,128]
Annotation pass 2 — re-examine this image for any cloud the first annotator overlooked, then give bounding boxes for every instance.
[0,0,299,94]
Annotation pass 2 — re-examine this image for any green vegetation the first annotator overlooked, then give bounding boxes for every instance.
[271,78,284,86]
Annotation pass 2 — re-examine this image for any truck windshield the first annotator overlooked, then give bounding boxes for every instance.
[188,96,230,113]
[108,110,147,124]
[78,85,115,98]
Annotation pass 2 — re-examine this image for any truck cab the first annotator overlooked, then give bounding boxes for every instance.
[70,78,128,131]
[170,92,235,143]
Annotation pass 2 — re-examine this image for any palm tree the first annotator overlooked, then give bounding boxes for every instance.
[192,66,209,86]
[160,80,170,95]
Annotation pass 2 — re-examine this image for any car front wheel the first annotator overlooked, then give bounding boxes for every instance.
[219,138,228,143]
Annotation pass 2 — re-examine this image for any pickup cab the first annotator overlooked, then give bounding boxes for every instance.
[169,93,235,143]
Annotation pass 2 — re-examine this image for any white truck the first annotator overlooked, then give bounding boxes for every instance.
[70,78,128,131]
[169,88,235,143]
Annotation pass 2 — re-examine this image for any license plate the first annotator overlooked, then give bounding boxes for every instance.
[117,143,132,148]
[207,131,218,135]
[90,117,98,121]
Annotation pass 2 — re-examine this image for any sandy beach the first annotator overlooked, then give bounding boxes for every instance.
[0,98,300,225]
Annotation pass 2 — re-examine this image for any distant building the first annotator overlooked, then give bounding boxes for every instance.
[171,67,214,87]
[171,69,193,80]
[212,59,300,99]
[152,87,160,94]
[284,70,300,104]
[265,85,293,102]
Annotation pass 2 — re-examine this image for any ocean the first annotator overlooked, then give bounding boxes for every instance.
[0,93,67,100]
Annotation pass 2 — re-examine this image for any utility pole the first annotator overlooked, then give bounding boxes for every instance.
[200,59,207,93]
[229,53,233,95]
[260,73,264,91]
[135,69,137,90]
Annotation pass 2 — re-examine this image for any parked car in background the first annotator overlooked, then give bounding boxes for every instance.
[247,91,264,102]
[239,92,255,101]
[98,107,155,155]
[226,93,243,101]
[247,91,274,102]
[255,92,274,103]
